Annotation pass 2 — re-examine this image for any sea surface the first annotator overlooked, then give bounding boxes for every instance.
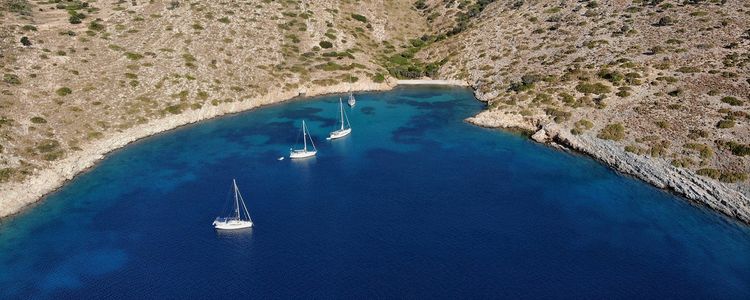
[0,86,748,298]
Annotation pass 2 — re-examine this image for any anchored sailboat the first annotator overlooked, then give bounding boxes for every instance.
[327,98,352,140]
[347,75,356,107]
[213,179,253,230]
[290,120,317,159]
[348,91,356,108]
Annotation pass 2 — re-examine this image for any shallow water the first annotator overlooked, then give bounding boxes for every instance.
[0,86,748,298]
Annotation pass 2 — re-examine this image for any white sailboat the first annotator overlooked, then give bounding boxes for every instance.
[213,179,253,230]
[347,91,356,108]
[327,98,352,140]
[289,120,317,159]
[347,75,356,107]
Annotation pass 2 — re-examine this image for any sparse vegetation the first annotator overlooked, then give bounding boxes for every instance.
[597,123,625,141]
[721,96,744,106]
[56,87,72,96]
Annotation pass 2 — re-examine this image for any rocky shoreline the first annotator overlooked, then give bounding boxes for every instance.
[467,103,750,225]
[0,79,400,220]
[3,80,749,226]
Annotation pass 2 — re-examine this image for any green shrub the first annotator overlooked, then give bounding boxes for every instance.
[684,143,713,159]
[3,74,20,85]
[544,108,571,123]
[69,13,84,24]
[696,168,748,183]
[30,116,47,124]
[218,17,230,23]
[319,41,333,49]
[0,168,13,182]
[597,69,623,83]
[671,158,694,168]
[655,16,675,26]
[372,73,385,83]
[576,82,611,95]
[56,87,72,96]
[719,172,748,183]
[88,20,105,31]
[625,144,646,155]
[351,13,367,23]
[717,119,735,128]
[597,123,625,141]
[36,139,60,153]
[676,66,701,73]
[125,52,144,60]
[721,96,744,106]
[571,119,594,135]
[166,104,186,114]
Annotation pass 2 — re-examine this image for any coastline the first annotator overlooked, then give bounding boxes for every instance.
[2,78,748,226]
[467,105,750,225]
[0,79,471,220]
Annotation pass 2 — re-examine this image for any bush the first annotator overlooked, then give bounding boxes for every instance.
[544,108,571,123]
[655,120,670,129]
[319,41,333,49]
[0,168,13,183]
[721,96,743,106]
[20,36,31,46]
[351,13,367,23]
[684,143,713,159]
[696,168,748,183]
[56,87,72,96]
[655,16,675,26]
[571,119,594,135]
[597,123,625,141]
[125,52,144,60]
[719,172,748,183]
[30,116,47,124]
[166,104,186,114]
[676,66,700,73]
[372,73,386,83]
[88,20,105,31]
[717,119,735,128]
[598,69,623,83]
[3,74,21,85]
[671,158,694,168]
[576,82,611,95]
[36,139,60,153]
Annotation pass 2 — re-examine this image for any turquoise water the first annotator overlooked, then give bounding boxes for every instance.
[0,86,748,298]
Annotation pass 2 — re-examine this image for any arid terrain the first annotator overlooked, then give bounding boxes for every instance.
[1,0,749,223]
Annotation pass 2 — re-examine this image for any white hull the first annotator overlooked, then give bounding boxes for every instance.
[348,99,356,107]
[290,149,317,159]
[327,128,351,140]
[213,218,253,230]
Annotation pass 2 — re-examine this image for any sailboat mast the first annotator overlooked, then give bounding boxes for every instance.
[302,120,307,151]
[340,99,345,130]
[233,179,240,219]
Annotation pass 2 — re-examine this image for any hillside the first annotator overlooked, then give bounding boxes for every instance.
[415,0,750,222]
[2,0,750,223]
[0,0,423,187]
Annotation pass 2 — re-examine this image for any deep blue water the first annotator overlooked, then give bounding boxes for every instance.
[0,86,749,298]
